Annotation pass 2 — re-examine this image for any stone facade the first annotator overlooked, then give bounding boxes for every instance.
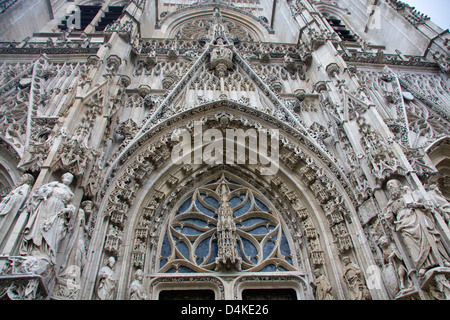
[0,0,449,300]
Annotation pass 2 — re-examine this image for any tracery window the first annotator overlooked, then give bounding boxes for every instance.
[173,17,255,42]
[158,174,296,273]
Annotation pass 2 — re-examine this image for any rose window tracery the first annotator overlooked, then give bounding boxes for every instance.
[173,15,255,42]
[158,174,296,273]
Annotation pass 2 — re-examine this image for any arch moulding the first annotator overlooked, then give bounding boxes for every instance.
[81,101,386,300]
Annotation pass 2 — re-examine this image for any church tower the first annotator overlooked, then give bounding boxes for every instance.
[0,0,449,300]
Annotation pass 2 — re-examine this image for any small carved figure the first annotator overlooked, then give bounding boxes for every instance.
[313,268,334,300]
[0,174,34,219]
[426,183,450,228]
[342,256,371,300]
[97,256,117,300]
[0,174,34,238]
[129,269,147,300]
[210,37,233,77]
[66,208,89,271]
[377,235,412,296]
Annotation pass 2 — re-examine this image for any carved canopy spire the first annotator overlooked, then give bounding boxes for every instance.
[215,174,242,271]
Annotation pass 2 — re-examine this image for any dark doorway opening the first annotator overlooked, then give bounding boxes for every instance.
[159,289,215,300]
[242,288,297,300]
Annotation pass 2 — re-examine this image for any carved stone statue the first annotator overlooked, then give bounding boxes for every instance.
[65,207,89,271]
[383,179,450,277]
[342,256,371,300]
[129,269,147,300]
[377,235,412,296]
[20,173,75,263]
[96,256,117,300]
[426,183,450,228]
[210,37,233,77]
[0,174,34,218]
[54,207,90,299]
[313,268,334,300]
[0,174,34,237]
[211,38,233,61]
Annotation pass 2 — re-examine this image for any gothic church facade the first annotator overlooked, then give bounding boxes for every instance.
[0,0,449,300]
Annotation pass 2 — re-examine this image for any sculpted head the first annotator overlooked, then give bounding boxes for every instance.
[386,179,402,200]
[107,256,116,268]
[377,236,389,249]
[19,174,35,186]
[342,256,351,265]
[216,37,225,45]
[135,269,143,281]
[61,173,74,186]
[81,200,94,213]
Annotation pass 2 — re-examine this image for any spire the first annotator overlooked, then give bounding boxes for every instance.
[209,7,230,44]
[215,174,241,271]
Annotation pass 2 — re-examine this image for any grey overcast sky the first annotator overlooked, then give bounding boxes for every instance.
[403,0,450,30]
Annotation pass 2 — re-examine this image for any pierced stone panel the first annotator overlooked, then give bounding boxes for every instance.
[158,174,296,273]
[173,17,255,42]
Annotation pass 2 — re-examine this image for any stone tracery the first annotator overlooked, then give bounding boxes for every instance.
[158,173,296,273]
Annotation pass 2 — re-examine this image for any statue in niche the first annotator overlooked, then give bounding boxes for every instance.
[211,38,233,61]
[383,179,450,277]
[342,256,371,300]
[313,268,334,300]
[65,206,89,271]
[129,269,147,300]
[0,174,34,230]
[210,37,233,77]
[20,173,76,264]
[96,256,117,300]
[81,200,94,230]
[54,205,90,299]
[71,122,91,149]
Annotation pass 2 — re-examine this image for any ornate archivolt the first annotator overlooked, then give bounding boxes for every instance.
[84,101,376,300]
